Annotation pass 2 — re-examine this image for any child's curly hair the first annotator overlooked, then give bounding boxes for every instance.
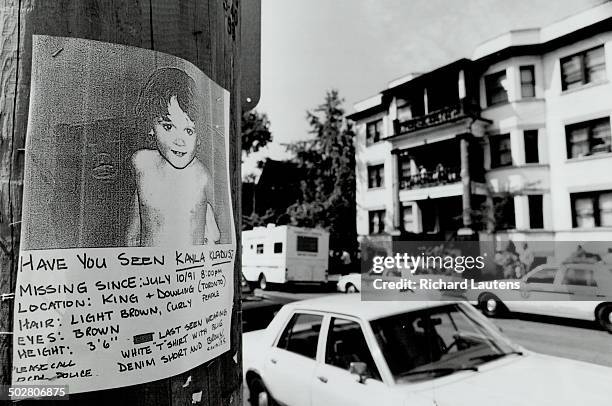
[135,67,204,136]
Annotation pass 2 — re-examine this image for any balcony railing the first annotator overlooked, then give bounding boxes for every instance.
[400,166,461,190]
[393,99,480,135]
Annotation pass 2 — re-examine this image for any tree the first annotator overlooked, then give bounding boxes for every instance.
[242,208,277,230]
[241,109,272,155]
[471,193,516,232]
[285,90,356,251]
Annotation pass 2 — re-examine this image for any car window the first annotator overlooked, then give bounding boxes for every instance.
[412,311,472,355]
[325,317,381,381]
[526,268,557,284]
[371,304,517,383]
[277,313,323,359]
[562,268,597,287]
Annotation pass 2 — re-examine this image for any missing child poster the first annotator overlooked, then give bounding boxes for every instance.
[12,36,235,393]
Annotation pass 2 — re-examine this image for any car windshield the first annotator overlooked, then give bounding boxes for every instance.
[370,303,519,383]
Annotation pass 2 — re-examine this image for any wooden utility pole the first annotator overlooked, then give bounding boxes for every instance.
[0,1,243,404]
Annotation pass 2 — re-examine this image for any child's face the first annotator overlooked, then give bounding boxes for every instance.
[153,96,197,169]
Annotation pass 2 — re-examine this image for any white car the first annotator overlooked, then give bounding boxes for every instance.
[242,295,612,406]
[336,273,361,293]
[471,262,612,332]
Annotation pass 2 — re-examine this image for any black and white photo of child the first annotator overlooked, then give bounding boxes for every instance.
[127,68,220,247]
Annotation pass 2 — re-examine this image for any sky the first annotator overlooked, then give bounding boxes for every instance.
[242,0,606,176]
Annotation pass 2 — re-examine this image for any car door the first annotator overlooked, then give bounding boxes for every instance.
[555,265,601,320]
[264,311,324,406]
[511,267,568,316]
[311,316,396,406]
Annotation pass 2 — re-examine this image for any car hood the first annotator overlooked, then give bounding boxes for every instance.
[400,353,612,406]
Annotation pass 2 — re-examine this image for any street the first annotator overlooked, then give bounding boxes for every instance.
[252,288,612,368]
[495,315,612,367]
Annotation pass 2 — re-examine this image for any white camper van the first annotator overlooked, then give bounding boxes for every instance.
[242,225,330,289]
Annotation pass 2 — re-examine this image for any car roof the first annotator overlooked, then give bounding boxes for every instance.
[534,262,612,272]
[282,294,453,321]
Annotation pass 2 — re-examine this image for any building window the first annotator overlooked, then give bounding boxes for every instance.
[490,134,512,168]
[400,159,411,179]
[571,190,612,228]
[367,164,384,188]
[256,243,264,254]
[520,65,536,98]
[524,130,539,164]
[366,119,383,145]
[528,195,544,229]
[485,70,508,106]
[561,45,606,91]
[274,242,283,253]
[402,205,413,232]
[397,101,412,122]
[566,117,611,159]
[369,210,386,234]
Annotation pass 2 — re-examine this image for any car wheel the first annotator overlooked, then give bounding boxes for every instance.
[596,303,612,333]
[479,293,505,317]
[346,283,358,293]
[248,376,275,406]
[258,274,267,291]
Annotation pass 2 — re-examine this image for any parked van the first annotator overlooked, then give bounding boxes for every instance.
[242,225,330,289]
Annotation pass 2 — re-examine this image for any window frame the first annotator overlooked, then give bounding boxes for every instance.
[368,209,386,234]
[296,235,318,253]
[274,242,283,254]
[367,164,385,189]
[561,45,606,91]
[571,189,612,228]
[490,133,512,168]
[523,129,539,164]
[256,243,264,254]
[519,65,536,98]
[275,311,325,360]
[528,194,544,229]
[401,205,413,232]
[565,117,612,159]
[485,70,509,106]
[323,316,382,381]
[366,119,383,146]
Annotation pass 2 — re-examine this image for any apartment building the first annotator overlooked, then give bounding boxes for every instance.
[348,3,612,247]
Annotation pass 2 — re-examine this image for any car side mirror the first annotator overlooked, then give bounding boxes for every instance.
[349,361,368,384]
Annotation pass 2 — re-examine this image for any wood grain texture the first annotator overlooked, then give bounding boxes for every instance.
[0,0,20,391]
[0,1,243,405]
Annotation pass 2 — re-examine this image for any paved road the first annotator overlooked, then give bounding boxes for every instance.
[495,314,612,367]
[253,288,612,367]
